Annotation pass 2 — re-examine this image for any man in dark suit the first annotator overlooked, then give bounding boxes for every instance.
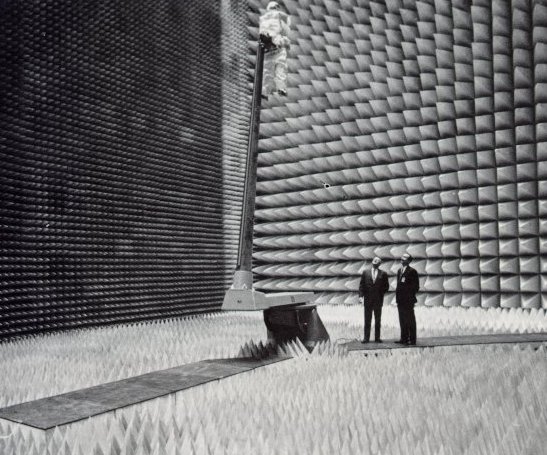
[359,256,389,343]
[395,253,420,345]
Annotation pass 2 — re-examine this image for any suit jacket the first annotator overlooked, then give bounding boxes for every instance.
[395,266,419,305]
[359,269,389,306]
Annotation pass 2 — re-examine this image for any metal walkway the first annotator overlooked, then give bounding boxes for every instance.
[343,332,547,352]
[0,356,289,430]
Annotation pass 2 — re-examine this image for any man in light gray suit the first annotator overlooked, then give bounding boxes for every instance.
[359,256,389,343]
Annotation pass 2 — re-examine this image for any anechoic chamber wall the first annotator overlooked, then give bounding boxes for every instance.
[248,0,547,309]
[0,0,228,338]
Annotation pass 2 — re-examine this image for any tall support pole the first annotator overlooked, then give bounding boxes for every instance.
[220,12,329,351]
[222,37,317,309]
[237,39,266,273]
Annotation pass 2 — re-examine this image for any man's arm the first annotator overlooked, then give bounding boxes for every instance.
[411,269,420,294]
[358,272,367,297]
[381,272,389,294]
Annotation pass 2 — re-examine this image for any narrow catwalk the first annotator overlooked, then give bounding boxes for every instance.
[0,356,287,430]
[344,332,547,351]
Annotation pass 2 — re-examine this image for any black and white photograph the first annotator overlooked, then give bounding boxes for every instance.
[0,0,546,453]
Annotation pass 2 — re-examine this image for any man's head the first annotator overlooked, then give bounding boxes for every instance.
[372,256,382,269]
[267,1,280,10]
[400,253,412,266]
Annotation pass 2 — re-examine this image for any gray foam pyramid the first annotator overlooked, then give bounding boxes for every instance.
[240,0,547,309]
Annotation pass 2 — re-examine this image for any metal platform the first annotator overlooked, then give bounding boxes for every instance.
[0,356,289,430]
[343,332,547,352]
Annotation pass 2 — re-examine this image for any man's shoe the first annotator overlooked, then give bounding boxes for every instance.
[407,341,416,346]
[361,339,369,344]
[375,339,383,343]
[394,340,406,344]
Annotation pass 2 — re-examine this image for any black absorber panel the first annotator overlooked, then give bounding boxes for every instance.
[0,0,225,338]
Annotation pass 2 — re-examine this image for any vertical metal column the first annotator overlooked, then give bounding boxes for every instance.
[237,39,266,272]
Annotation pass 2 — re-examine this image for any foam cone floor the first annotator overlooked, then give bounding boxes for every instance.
[0,305,546,454]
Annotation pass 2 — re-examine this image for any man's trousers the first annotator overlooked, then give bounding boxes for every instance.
[364,304,383,341]
[397,303,416,343]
